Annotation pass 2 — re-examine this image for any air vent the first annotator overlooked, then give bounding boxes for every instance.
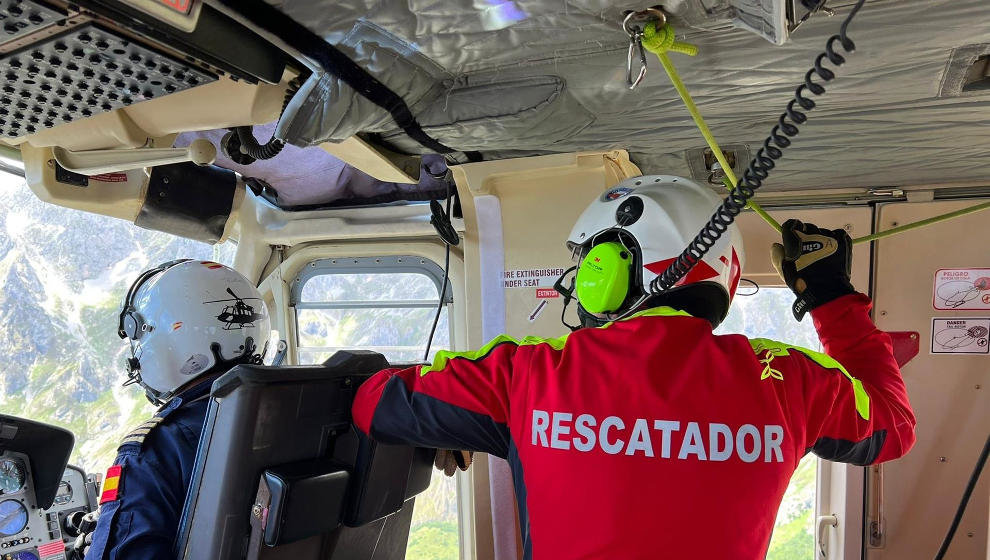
[939,44,990,98]
[962,55,990,93]
[0,0,65,46]
[0,23,216,138]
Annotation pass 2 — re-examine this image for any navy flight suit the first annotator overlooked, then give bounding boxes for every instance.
[85,376,216,560]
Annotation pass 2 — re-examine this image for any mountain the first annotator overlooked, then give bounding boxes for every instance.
[0,171,226,474]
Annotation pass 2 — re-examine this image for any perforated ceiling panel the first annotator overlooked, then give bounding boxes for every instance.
[0,23,216,138]
[0,0,64,44]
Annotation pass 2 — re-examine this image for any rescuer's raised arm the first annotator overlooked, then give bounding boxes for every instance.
[806,293,916,464]
[771,220,916,465]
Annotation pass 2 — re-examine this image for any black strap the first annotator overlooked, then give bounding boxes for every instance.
[216,0,461,155]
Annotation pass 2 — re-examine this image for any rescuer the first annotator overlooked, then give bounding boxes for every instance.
[351,175,916,559]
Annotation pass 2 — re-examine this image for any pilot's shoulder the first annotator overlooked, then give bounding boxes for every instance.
[118,415,167,451]
[117,396,187,451]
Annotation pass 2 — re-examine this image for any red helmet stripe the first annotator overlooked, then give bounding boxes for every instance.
[728,248,742,299]
[644,258,720,285]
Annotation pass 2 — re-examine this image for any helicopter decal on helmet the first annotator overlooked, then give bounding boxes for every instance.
[204,288,266,330]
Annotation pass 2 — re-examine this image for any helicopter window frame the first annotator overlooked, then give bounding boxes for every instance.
[290,255,454,362]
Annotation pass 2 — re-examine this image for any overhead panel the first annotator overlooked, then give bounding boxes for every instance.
[0,0,64,44]
[0,23,216,138]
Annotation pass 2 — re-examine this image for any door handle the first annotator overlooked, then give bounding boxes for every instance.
[817,514,838,558]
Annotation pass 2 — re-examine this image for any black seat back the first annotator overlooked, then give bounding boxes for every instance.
[174,351,433,560]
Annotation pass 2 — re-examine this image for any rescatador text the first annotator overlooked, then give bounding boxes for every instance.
[531,410,785,463]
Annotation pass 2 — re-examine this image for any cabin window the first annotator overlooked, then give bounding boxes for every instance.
[716,286,822,559]
[292,256,452,365]
[292,256,458,559]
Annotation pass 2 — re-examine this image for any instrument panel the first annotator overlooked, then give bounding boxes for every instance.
[0,452,96,560]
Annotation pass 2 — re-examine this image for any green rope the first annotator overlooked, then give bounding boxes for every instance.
[641,22,699,56]
[642,22,782,234]
[640,20,989,245]
[852,200,990,244]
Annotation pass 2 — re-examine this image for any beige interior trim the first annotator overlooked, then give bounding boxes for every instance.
[11,77,289,151]
[20,143,148,221]
[318,136,421,184]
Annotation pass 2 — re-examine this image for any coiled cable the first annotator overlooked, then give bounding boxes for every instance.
[227,75,305,162]
[651,0,867,293]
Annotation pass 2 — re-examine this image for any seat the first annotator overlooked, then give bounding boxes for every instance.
[174,351,434,560]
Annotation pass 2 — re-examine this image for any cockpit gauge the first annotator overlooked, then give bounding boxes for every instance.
[53,481,72,506]
[0,461,24,495]
[0,500,28,537]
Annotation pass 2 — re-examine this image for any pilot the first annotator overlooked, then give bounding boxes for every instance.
[351,176,917,559]
[83,260,271,560]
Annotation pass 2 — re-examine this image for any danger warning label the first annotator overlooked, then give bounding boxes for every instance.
[931,318,989,355]
[503,268,566,289]
[933,268,990,310]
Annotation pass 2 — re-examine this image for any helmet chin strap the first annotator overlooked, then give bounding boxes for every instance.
[122,352,169,406]
[122,336,265,407]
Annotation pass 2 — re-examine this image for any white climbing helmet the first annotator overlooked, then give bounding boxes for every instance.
[565,175,744,326]
[118,260,271,404]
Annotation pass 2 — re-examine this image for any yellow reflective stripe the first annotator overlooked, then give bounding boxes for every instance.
[749,338,870,421]
[850,378,870,422]
[420,334,569,375]
[420,306,693,376]
[623,306,694,320]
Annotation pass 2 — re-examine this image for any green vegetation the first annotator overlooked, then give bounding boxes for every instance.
[406,521,459,560]
[405,464,459,558]
[767,456,816,559]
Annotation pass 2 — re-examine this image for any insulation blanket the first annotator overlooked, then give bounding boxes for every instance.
[271,0,990,192]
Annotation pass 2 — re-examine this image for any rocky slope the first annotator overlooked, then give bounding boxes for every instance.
[0,172,226,473]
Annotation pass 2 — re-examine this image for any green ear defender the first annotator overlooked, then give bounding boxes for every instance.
[575,242,633,314]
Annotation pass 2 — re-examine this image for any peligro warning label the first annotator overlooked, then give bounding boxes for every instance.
[933,268,990,310]
[931,318,989,355]
[503,268,566,289]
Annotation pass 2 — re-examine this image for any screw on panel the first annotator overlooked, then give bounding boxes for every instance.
[938,456,947,462]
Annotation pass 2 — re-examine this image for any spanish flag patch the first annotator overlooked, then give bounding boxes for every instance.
[100,465,123,504]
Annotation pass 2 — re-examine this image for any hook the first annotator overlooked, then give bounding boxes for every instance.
[622,7,668,90]
[626,34,648,89]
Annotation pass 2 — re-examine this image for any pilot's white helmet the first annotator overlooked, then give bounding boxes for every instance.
[118,260,271,404]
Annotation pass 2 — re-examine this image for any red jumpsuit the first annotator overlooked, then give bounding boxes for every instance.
[352,294,916,559]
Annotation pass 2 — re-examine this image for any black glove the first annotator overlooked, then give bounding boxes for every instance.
[770,219,855,321]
